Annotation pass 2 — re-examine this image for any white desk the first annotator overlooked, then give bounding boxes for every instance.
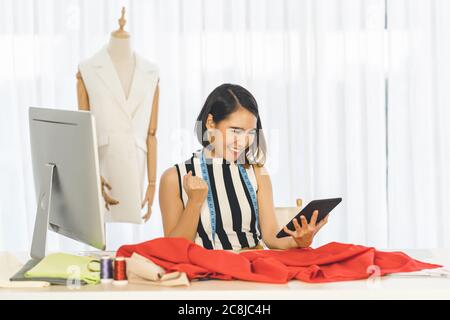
[1,249,449,300]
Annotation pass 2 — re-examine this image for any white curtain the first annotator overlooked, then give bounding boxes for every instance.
[0,0,449,253]
[387,0,450,249]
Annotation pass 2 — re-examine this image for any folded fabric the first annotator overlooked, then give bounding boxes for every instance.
[116,238,443,284]
[25,253,100,285]
[388,266,450,277]
[0,280,50,288]
[126,252,190,287]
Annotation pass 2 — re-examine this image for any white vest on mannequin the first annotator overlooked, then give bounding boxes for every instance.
[77,12,159,225]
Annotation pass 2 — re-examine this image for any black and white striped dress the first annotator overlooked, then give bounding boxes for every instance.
[174,149,261,250]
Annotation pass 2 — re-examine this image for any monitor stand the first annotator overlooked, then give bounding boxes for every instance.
[9,164,57,282]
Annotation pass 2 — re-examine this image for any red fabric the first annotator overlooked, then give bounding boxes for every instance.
[116,237,442,284]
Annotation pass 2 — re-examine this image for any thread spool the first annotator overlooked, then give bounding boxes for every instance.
[113,257,128,286]
[100,256,113,284]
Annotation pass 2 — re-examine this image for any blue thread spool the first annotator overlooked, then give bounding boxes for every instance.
[100,256,113,284]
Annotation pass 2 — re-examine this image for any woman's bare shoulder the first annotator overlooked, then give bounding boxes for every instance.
[160,166,179,189]
[252,164,270,178]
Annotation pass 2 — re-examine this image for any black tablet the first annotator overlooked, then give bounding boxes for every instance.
[276,198,342,238]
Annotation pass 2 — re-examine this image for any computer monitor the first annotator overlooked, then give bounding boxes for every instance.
[29,106,106,255]
[10,107,105,283]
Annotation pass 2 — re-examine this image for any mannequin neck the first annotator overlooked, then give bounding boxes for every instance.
[107,36,133,61]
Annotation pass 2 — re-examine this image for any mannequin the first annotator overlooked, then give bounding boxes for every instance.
[76,7,159,224]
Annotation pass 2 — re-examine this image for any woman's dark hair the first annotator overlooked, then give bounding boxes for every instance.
[195,83,267,167]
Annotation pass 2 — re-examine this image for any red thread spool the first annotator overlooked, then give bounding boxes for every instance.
[113,257,128,286]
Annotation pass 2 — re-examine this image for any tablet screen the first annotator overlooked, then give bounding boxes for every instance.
[276,198,342,238]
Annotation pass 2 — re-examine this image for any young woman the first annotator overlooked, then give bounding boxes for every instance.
[159,84,328,250]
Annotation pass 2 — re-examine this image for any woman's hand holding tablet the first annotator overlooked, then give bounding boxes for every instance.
[276,198,342,247]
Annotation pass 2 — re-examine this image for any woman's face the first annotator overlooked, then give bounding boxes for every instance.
[206,106,258,162]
